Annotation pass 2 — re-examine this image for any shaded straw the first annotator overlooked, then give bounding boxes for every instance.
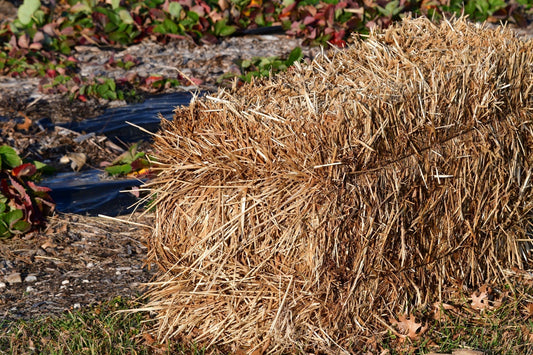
[141,17,533,353]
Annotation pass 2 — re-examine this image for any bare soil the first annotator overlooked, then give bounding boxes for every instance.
[0,213,154,320]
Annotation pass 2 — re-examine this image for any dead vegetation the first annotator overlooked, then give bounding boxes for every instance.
[140,17,533,353]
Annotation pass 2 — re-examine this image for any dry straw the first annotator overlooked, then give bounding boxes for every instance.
[141,17,533,353]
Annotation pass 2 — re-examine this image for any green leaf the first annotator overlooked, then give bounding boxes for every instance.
[219,24,236,37]
[163,18,178,33]
[0,145,23,169]
[107,78,116,92]
[168,2,182,19]
[214,19,236,37]
[96,84,110,97]
[255,13,265,27]
[3,209,23,228]
[0,203,6,214]
[17,0,41,26]
[118,9,134,24]
[0,221,10,239]
[286,47,302,65]
[186,11,199,22]
[12,220,31,233]
[111,0,120,9]
[105,164,133,176]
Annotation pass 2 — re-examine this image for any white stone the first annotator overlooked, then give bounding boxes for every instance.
[25,286,35,292]
[24,275,37,283]
[82,279,90,283]
[86,262,94,268]
[73,303,81,309]
[61,279,69,285]
[0,282,6,289]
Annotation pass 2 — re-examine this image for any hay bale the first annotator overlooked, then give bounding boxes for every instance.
[142,17,533,353]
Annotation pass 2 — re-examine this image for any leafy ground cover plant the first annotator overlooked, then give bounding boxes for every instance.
[104,142,154,177]
[219,46,303,83]
[0,145,55,239]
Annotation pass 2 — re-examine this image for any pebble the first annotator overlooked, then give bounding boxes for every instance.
[73,303,81,309]
[26,286,35,293]
[82,279,90,283]
[24,275,37,283]
[0,281,6,289]
[61,280,69,285]
[5,272,22,284]
[86,262,94,268]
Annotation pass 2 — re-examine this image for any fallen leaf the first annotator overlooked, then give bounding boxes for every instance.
[471,285,491,310]
[389,314,428,339]
[60,152,87,171]
[142,332,156,346]
[523,302,533,317]
[16,113,32,131]
[41,240,57,250]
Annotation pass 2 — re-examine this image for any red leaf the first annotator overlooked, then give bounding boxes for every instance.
[18,34,30,49]
[26,181,51,193]
[12,163,36,179]
[46,69,57,78]
[29,42,42,50]
[145,75,164,86]
[303,15,315,25]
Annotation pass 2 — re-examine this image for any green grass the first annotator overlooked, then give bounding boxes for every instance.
[375,286,533,354]
[1,288,532,354]
[0,296,205,354]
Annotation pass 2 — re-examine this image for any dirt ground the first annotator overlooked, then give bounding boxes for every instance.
[0,213,155,320]
[0,9,532,322]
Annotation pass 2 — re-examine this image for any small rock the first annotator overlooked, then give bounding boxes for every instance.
[82,279,90,283]
[73,303,81,309]
[61,279,69,285]
[25,286,35,293]
[86,262,94,268]
[0,282,6,289]
[24,275,37,283]
[6,272,22,284]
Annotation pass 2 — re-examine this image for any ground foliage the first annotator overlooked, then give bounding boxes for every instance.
[0,145,54,239]
[0,0,531,100]
[142,17,533,353]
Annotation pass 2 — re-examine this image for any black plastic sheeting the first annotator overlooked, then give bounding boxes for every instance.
[40,92,195,216]
[40,91,196,143]
[42,169,143,216]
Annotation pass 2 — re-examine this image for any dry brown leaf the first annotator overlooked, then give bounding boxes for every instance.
[523,302,533,317]
[389,314,428,339]
[60,152,87,171]
[142,332,156,346]
[41,240,57,250]
[16,113,32,131]
[471,285,491,310]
